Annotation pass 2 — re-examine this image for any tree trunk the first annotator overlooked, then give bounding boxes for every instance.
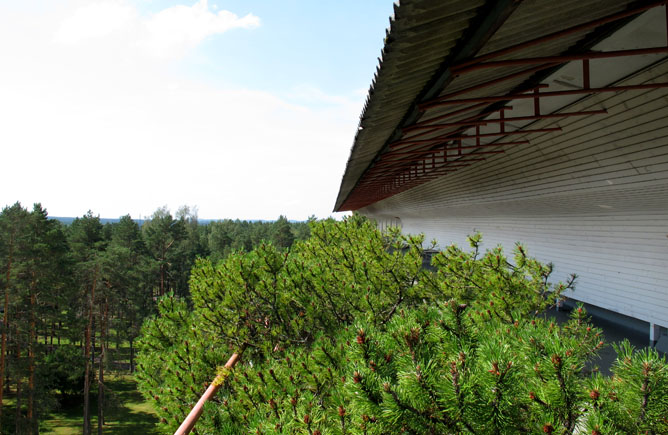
[58,320,61,346]
[160,256,165,297]
[129,337,134,373]
[97,314,104,434]
[0,242,12,421]
[98,296,109,434]
[15,337,22,435]
[83,267,98,435]
[28,276,36,432]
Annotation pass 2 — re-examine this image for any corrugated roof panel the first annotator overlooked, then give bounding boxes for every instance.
[334,0,667,211]
[334,0,488,211]
[479,0,630,54]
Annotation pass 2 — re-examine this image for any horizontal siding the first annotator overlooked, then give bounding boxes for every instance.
[361,61,668,328]
[393,213,668,326]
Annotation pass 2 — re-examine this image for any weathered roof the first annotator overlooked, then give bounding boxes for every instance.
[334,0,668,211]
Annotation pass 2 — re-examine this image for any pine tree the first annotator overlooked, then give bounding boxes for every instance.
[136,217,668,434]
[143,207,186,297]
[0,203,30,426]
[272,215,295,249]
[68,211,105,435]
[22,204,69,432]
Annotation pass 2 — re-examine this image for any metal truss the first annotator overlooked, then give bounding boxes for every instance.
[339,1,668,211]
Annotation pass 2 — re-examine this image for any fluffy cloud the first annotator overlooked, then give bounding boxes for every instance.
[141,1,260,58]
[53,0,260,59]
[0,1,358,220]
[53,1,136,44]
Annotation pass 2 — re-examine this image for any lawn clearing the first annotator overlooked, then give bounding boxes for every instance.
[41,375,159,434]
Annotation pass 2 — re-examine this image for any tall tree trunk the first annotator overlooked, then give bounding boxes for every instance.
[97,313,104,435]
[28,275,36,432]
[160,256,165,297]
[129,337,134,373]
[0,240,12,421]
[98,296,109,434]
[15,336,22,435]
[58,320,62,346]
[83,267,98,435]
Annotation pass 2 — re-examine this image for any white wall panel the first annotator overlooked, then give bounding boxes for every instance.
[359,62,668,328]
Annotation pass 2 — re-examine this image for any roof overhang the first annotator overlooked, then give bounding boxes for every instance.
[334,0,668,211]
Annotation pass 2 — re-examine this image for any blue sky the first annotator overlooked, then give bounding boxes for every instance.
[0,0,393,220]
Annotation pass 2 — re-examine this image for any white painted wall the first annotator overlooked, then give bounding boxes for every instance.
[360,61,668,328]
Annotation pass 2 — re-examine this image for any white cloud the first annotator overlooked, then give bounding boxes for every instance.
[53,1,136,44]
[141,0,260,58]
[52,0,260,59]
[0,2,358,220]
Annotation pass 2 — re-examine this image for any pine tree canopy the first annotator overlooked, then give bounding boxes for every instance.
[136,216,668,434]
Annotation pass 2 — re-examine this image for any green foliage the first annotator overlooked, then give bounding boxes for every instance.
[0,203,72,432]
[343,303,605,434]
[135,295,230,428]
[431,233,575,321]
[40,345,87,399]
[138,215,432,432]
[583,341,668,434]
[0,200,317,432]
[205,217,311,263]
[136,217,668,434]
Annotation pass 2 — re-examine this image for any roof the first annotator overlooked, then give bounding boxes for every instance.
[334,0,668,211]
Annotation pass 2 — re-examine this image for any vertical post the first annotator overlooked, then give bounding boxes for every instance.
[583,59,590,89]
[500,107,506,133]
[476,125,481,147]
[650,323,661,347]
[533,88,541,116]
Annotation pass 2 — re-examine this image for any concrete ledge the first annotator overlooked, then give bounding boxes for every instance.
[562,299,649,337]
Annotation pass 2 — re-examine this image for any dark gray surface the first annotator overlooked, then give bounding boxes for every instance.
[547,305,656,376]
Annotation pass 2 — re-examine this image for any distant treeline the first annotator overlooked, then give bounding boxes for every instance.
[0,202,311,433]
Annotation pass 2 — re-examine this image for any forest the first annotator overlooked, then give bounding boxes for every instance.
[1,203,667,434]
[0,202,310,434]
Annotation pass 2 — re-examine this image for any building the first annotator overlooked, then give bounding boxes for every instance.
[334,0,668,345]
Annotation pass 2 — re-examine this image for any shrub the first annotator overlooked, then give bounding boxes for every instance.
[136,216,667,433]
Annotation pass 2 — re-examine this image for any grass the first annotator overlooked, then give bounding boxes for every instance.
[41,375,160,434]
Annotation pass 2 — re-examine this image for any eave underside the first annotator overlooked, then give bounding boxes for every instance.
[334,0,668,212]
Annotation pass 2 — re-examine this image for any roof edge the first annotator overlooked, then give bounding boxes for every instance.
[334,0,523,212]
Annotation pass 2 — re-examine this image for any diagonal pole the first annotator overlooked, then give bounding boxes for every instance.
[174,345,247,435]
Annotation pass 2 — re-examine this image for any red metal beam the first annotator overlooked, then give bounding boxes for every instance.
[370,157,485,172]
[361,167,465,186]
[411,102,491,126]
[390,127,561,149]
[453,1,668,71]
[385,141,528,157]
[438,63,558,99]
[404,110,606,132]
[423,82,668,109]
[403,119,490,132]
[339,1,668,213]
[402,107,511,140]
[452,47,668,73]
[420,84,548,110]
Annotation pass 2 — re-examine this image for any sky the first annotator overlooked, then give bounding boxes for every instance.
[0,0,393,220]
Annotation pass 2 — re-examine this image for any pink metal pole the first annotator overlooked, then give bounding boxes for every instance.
[174,349,244,435]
